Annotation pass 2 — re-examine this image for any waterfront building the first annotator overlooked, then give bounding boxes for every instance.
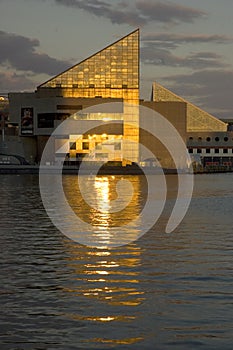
[4,29,233,170]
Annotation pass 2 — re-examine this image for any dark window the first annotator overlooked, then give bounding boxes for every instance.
[188,148,193,153]
[82,142,89,150]
[223,148,228,154]
[224,137,229,142]
[215,149,219,153]
[57,105,82,110]
[70,142,76,150]
[198,137,202,141]
[206,149,211,154]
[37,113,70,128]
[189,137,193,141]
[215,137,219,142]
[206,137,211,142]
[38,114,54,128]
[197,148,202,153]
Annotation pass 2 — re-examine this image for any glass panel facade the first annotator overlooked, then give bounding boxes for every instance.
[39,29,140,163]
[152,82,227,132]
[38,30,139,102]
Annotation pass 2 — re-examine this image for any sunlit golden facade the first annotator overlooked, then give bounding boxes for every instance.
[37,29,140,163]
[38,30,139,101]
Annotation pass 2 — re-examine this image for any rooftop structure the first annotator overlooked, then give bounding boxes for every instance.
[152,82,227,132]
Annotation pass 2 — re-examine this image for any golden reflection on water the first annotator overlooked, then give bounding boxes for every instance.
[60,241,145,344]
[60,175,147,344]
[89,336,144,345]
[62,243,144,306]
[62,174,147,230]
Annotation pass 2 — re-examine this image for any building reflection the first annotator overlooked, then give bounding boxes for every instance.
[62,174,147,247]
[59,176,146,344]
[60,243,145,344]
[62,245,144,306]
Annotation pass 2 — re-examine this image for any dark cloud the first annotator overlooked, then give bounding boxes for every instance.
[55,0,145,25]
[53,0,205,26]
[0,72,35,91]
[0,30,70,75]
[136,0,206,24]
[160,70,233,118]
[142,33,232,49]
[141,44,227,70]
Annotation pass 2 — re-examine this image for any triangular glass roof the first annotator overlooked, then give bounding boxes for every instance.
[38,29,139,94]
[152,82,227,132]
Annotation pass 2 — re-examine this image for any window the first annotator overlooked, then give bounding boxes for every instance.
[215,149,219,153]
[38,114,54,128]
[57,104,82,110]
[206,137,211,142]
[82,142,89,150]
[70,142,76,150]
[223,149,228,154]
[215,137,219,142]
[37,113,70,128]
[224,137,229,142]
[188,149,193,153]
[206,149,211,154]
[197,148,202,154]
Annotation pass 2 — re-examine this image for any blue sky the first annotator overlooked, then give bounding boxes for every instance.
[0,0,233,119]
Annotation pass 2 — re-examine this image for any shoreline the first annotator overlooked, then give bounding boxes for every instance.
[0,164,173,175]
[0,164,232,175]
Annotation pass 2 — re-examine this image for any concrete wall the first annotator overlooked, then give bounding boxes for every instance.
[139,101,187,169]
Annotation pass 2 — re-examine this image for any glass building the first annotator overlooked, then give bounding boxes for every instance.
[38,29,139,102]
[8,28,233,169]
[36,29,140,164]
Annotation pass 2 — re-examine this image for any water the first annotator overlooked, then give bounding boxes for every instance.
[0,173,233,349]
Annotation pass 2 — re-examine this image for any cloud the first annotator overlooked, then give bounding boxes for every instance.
[0,72,35,91]
[136,0,206,24]
[141,45,227,70]
[142,32,232,49]
[53,0,206,26]
[0,30,70,75]
[160,70,233,118]
[141,32,232,69]
[55,0,145,25]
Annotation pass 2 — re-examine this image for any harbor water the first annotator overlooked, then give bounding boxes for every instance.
[0,173,233,349]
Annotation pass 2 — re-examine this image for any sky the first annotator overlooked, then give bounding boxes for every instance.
[0,0,233,119]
